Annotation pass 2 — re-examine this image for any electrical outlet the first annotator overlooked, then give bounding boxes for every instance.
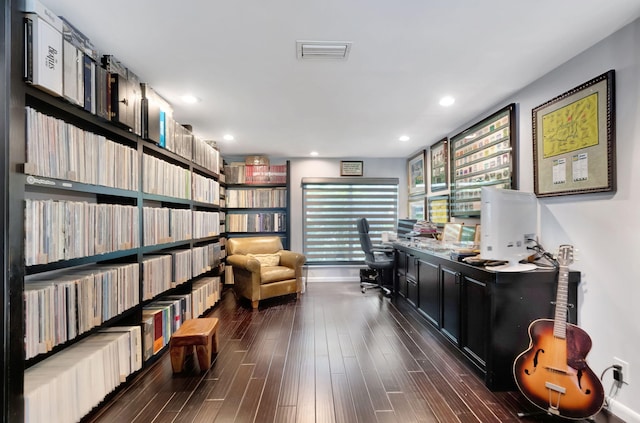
[614,357,630,385]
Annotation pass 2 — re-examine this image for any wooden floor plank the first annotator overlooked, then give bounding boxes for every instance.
[212,364,255,422]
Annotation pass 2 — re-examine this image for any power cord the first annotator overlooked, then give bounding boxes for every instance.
[526,239,558,268]
[600,364,624,409]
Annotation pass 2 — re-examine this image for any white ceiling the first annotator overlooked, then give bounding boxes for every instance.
[42,0,640,158]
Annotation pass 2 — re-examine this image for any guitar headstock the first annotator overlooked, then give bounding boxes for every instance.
[557,244,574,267]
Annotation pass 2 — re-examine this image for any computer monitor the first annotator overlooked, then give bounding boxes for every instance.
[480,186,537,272]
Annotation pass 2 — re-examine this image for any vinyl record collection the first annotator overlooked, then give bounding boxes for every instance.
[24,262,140,360]
[26,107,139,190]
[24,200,139,266]
[19,1,228,421]
[226,187,287,208]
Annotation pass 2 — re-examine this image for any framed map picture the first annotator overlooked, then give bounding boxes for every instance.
[408,150,425,195]
[408,196,425,220]
[430,138,448,192]
[533,70,615,197]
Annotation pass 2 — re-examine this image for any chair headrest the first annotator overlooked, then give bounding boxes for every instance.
[357,218,370,233]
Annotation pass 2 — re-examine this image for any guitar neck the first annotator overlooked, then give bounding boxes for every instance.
[553,264,569,339]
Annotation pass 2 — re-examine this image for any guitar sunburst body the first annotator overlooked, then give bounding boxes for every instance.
[514,319,604,419]
[513,245,604,420]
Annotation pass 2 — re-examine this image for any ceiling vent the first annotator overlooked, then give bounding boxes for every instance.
[296,40,352,60]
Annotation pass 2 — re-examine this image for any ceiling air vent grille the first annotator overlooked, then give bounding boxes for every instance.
[296,41,352,60]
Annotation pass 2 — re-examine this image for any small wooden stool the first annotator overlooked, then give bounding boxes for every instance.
[169,318,219,373]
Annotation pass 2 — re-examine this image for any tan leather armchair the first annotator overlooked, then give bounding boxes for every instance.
[226,236,306,309]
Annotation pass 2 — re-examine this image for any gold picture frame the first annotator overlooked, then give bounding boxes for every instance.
[408,150,426,195]
[532,70,616,197]
[429,138,449,192]
[427,195,449,225]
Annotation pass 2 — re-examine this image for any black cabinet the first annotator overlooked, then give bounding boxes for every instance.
[394,243,579,391]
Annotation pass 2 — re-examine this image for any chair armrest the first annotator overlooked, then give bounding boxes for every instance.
[371,244,394,253]
[226,254,261,273]
[279,250,306,269]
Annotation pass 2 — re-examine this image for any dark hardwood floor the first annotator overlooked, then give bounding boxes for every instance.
[83,282,623,423]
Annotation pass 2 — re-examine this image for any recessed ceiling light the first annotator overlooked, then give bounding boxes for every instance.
[439,96,455,107]
[223,134,234,141]
[181,94,200,104]
[310,151,319,157]
[399,135,410,142]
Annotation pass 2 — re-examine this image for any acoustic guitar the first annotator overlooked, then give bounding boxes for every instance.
[513,245,604,419]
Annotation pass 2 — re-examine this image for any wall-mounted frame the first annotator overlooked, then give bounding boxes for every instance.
[427,195,449,225]
[340,160,363,176]
[407,150,426,195]
[429,138,449,192]
[408,196,425,220]
[532,70,615,197]
[450,103,517,217]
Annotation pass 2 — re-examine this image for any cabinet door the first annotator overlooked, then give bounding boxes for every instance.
[461,275,488,369]
[441,266,460,345]
[405,254,419,306]
[395,251,408,297]
[418,259,440,327]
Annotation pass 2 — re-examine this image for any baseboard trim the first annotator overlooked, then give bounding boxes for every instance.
[606,397,640,423]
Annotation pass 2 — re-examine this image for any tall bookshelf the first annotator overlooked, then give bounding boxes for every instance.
[223,160,290,249]
[2,3,224,421]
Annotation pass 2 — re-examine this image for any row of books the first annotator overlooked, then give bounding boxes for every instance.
[142,207,191,246]
[224,163,288,184]
[142,207,220,246]
[142,276,221,360]
[24,325,142,423]
[141,240,224,301]
[226,212,287,233]
[25,107,139,190]
[192,242,225,277]
[143,154,191,200]
[193,138,221,174]
[24,262,140,360]
[141,255,172,301]
[193,172,221,205]
[193,210,222,239]
[226,187,287,208]
[25,199,139,266]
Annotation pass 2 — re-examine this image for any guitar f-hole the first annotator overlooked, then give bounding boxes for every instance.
[524,348,545,375]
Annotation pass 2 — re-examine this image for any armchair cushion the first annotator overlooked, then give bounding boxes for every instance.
[261,266,296,284]
[247,253,280,267]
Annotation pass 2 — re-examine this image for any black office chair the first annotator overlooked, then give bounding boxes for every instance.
[356,218,395,295]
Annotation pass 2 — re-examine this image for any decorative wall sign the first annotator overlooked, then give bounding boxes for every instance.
[532,70,615,197]
[340,160,363,176]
